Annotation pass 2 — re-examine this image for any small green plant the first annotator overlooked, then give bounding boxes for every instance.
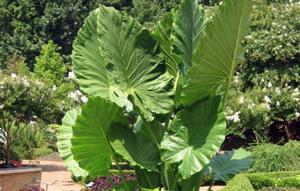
[222,171,300,191]
[221,174,254,191]
[34,40,66,86]
[249,141,300,172]
[57,0,252,190]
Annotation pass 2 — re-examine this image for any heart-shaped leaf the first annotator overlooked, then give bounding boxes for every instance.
[161,96,226,179]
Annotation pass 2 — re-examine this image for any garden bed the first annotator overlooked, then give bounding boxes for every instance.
[0,167,42,191]
[222,171,300,191]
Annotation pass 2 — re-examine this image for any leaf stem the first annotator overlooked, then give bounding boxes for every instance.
[112,153,130,190]
[207,180,215,191]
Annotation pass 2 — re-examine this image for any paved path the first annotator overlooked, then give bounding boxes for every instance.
[25,159,224,191]
[25,160,83,191]
[200,186,224,191]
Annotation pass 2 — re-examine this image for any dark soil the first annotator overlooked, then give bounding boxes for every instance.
[0,163,15,168]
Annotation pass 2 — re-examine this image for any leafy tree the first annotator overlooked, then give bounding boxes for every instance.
[34,40,66,85]
[0,0,129,67]
[129,0,181,28]
[57,0,252,189]
[0,0,184,67]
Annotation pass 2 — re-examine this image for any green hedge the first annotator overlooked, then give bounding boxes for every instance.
[221,174,254,191]
[249,141,300,172]
[222,171,300,191]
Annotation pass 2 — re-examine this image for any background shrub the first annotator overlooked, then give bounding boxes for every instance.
[0,0,299,160]
[222,171,300,191]
[34,40,66,86]
[224,0,300,142]
[243,0,300,64]
[249,141,300,172]
[0,60,78,160]
[221,174,254,191]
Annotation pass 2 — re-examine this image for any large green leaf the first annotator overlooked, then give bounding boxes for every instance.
[108,122,160,172]
[152,12,178,77]
[72,6,173,121]
[171,0,205,76]
[209,148,252,182]
[161,96,226,179]
[182,0,252,105]
[153,0,205,78]
[72,10,110,98]
[71,97,126,177]
[57,109,88,177]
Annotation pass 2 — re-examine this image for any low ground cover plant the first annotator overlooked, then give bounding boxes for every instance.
[222,171,300,191]
[249,141,300,172]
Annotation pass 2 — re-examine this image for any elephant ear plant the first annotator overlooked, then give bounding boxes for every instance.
[57,0,252,190]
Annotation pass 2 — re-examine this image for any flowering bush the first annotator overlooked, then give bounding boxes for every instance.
[90,173,138,191]
[243,0,300,63]
[0,72,75,123]
[0,70,82,161]
[226,65,300,142]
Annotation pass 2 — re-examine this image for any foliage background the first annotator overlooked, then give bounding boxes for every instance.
[0,0,299,160]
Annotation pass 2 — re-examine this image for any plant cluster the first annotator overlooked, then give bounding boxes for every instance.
[0,0,181,66]
[243,0,300,64]
[222,171,300,191]
[249,141,300,172]
[226,65,300,142]
[0,54,79,162]
[220,0,300,142]
[34,40,66,86]
[1,0,298,145]
[57,0,253,190]
[221,174,254,191]
[90,173,138,191]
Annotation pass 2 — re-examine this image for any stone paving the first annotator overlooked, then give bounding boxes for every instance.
[24,158,224,191]
[25,160,83,191]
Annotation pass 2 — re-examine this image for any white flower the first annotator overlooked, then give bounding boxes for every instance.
[264,95,272,103]
[22,79,30,87]
[29,121,37,125]
[275,87,281,95]
[68,71,76,79]
[247,103,255,110]
[233,76,239,84]
[292,88,300,97]
[68,91,79,101]
[0,105,4,109]
[76,90,82,96]
[267,82,272,88]
[80,95,88,103]
[276,101,280,107]
[225,112,241,123]
[10,73,17,79]
[86,182,94,188]
[52,85,57,91]
[238,96,245,104]
[293,98,300,102]
[295,112,300,118]
[261,103,271,111]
